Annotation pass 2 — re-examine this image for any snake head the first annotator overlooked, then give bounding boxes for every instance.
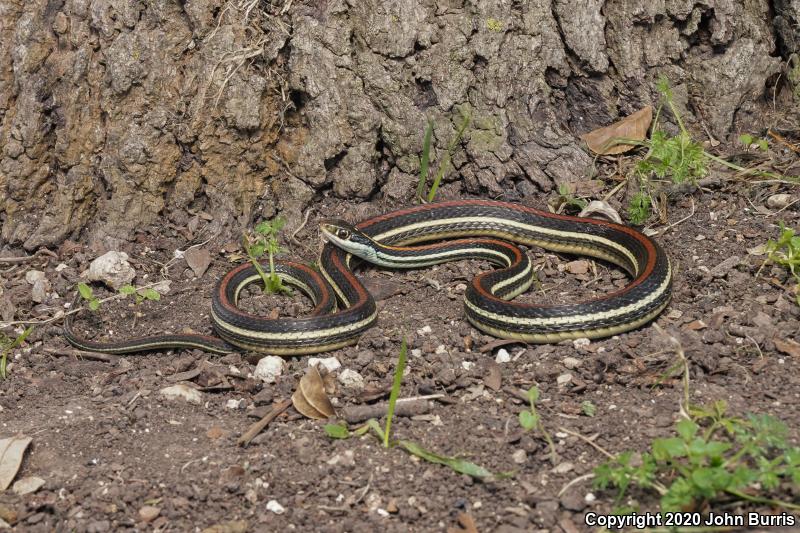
[319,219,378,261]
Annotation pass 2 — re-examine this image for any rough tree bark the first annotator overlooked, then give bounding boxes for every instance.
[0,0,797,252]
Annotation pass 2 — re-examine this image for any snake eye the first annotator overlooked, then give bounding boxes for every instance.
[336,229,351,240]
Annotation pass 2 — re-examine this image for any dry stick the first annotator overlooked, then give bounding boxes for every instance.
[340,394,444,424]
[238,398,292,446]
[42,347,117,363]
[556,426,614,459]
[656,196,696,235]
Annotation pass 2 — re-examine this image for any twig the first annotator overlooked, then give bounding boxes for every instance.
[238,398,292,446]
[340,395,443,424]
[557,473,595,497]
[768,129,800,154]
[290,207,314,245]
[656,196,696,235]
[556,426,614,459]
[42,347,117,363]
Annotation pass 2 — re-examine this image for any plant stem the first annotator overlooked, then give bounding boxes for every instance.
[384,338,408,448]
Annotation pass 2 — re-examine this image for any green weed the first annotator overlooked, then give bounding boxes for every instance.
[324,338,500,480]
[243,216,292,295]
[77,282,161,310]
[594,400,800,512]
[738,134,769,152]
[556,183,588,212]
[0,327,33,379]
[518,386,559,465]
[416,108,471,203]
[627,190,652,226]
[762,223,800,305]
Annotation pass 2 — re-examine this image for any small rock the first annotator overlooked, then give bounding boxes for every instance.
[266,500,285,514]
[416,325,432,336]
[512,449,527,464]
[226,399,245,409]
[572,338,590,349]
[386,499,398,514]
[84,251,136,289]
[766,193,793,209]
[410,349,423,358]
[584,492,596,503]
[560,491,586,512]
[338,369,365,390]
[138,506,160,523]
[666,309,683,319]
[307,356,341,373]
[253,356,285,384]
[562,357,581,369]
[556,373,573,385]
[435,344,447,354]
[159,384,203,405]
[25,270,45,284]
[495,348,511,363]
[11,476,45,496]
[461,361,474,371]
[326,450,355,466]
[708,255,740,278]
[751,311,772,329]
[31,279,49,303]
[565,260,589,275]
[552,461,574,474]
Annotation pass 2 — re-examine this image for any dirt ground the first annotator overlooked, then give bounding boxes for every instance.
[2,171,800,532]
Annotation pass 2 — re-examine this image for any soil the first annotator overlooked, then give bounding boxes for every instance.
[2,179,800,532]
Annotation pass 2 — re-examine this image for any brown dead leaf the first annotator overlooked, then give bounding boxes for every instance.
[300,367,335,417]
[447,512,479,533]
[0,435,32,491]
[478,338,526,353]
[184,247,212,277]
[580,106,653,155]
[774,338,800,358]
[291,388,326,419]
[484,361,502,391]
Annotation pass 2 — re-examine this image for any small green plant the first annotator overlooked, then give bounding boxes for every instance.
[556,183,588,212]
[594,400,800,512]
[581,400,597,417]
[324,338,500,479]
[627,190,652,226]
[762,223,800,305]
[738,133,769,152]
[518,386,558,465]
[0,327,33,379]
[77,282,161,310]
[243,216,292,295]
[416,109,471,203]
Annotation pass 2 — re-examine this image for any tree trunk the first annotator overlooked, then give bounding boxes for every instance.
[1,0,797,251]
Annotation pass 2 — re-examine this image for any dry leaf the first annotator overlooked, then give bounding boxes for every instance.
[12,476,45,496]
[299,367,335,418]
[0,435,32,491]
[774,338,800,358]
[581,106,653,155]
[292,367,335,420]
[184,247,212,277]
[447,512,479,533]
[578,200,623,224]
[484,361,502,391]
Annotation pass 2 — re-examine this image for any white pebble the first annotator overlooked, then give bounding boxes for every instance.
[410,349,423,358]
[308,356,342,373]
[84,250,136,289]
[461,361,474,371]
[159,384,203,405]
[495,348,511,363]
[226,398,245,409]
[562,357,581,369]
[416,325,432,336]
[556,373,573,385]
[572,338,590,349]
[266,500,285,514]
[25,270,46,284]
[435,345,447,354]
[253,356,286,384]
[512,449,527,464]
[338,369,365,389]
[584,492,596,503]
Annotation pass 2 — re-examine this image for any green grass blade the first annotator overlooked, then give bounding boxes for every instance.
[417,121,433,202]
[396,440,498,480]
[383,337,408,447]
[1,326,33,379]
[427,111,470,202]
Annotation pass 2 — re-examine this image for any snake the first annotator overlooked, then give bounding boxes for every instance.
[64,199,672,356]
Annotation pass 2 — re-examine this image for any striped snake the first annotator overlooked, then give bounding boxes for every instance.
[64,200,672,355]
